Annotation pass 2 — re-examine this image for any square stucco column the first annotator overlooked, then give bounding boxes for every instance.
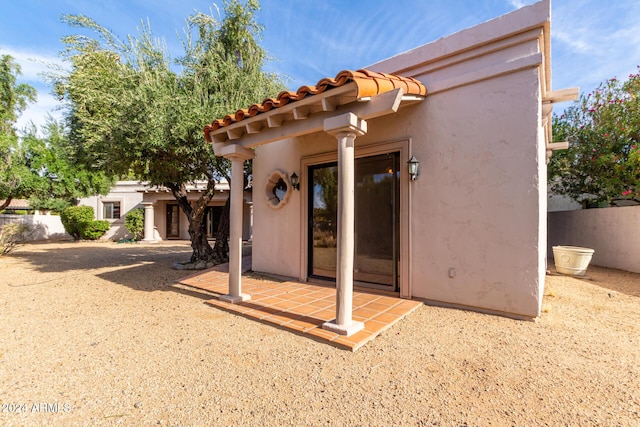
[219,144,254,304]
[141,201,157,243]
[322,112,367,336]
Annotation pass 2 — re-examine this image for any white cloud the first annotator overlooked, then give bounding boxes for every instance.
[550,0,640,99]
[16,92,64,135]
[507,0,532,9]
[0,45,66,134]
[0,45,65,83]
[553,30,593,54]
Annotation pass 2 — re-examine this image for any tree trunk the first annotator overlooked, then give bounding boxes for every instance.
[0,196,13,211]
[166,181,216,264]
[212,195,230,264]
[188,202,212,263]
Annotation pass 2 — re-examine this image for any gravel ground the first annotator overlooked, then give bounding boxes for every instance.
[1,241,639,426]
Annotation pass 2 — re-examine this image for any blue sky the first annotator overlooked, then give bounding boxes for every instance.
[1,0,639,131]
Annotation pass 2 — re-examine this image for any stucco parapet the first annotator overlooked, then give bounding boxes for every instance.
[371,0,550,76]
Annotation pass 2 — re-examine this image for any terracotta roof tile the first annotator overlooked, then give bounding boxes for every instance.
[204,69,427,134]
[0,199,30,209]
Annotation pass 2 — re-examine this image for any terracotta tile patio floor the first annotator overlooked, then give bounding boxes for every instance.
[176,258,422,351]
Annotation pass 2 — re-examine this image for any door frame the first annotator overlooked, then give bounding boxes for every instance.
[166,204,180,239]
[205,205,225,239]
[299,138,413,298]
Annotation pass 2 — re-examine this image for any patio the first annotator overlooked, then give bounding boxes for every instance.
[176,258,422,351]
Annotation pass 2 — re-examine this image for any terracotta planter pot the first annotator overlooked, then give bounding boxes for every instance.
[552,246,595,276]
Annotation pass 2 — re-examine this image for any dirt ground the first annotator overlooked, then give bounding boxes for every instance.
[1,241,638,426]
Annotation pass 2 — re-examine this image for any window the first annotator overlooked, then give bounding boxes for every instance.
[103,201,121,219]
[265,170,292,209]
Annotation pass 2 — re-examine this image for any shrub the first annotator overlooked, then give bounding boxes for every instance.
[549,68,640,206]
[0,223,34,255]
[125,208,144,240]
[82,220,110,240]
[60,206,94,240]
[60,206,110,240]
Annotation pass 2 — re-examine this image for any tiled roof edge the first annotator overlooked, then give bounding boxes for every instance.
[204,69,427,134]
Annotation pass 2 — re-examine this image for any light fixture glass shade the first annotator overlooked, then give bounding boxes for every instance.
[407,156,419,180]
[290,172,300,190]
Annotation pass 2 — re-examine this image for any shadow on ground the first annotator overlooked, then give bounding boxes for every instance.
[548,262,640,298]
[7,241,200,293]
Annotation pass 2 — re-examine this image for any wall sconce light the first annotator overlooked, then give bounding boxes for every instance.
[290,172,300,190]
[407,156,420,181]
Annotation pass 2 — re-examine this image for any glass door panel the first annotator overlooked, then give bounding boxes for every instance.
[308,152,399,290]
[309,164,338,279]
[205,206,224,238]
[166,204,180,238]
[353,153,399,288]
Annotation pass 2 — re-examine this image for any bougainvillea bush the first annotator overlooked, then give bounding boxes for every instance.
[549,66,640,208]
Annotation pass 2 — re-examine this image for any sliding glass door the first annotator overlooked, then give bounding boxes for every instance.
[309,152,400,290]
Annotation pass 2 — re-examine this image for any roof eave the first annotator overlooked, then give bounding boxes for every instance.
[205,82,359,144]
[204,68,428,149]
[206,85,425,151]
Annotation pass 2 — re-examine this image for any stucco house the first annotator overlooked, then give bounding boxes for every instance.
[78,180,252,242]
[203,0,575,335]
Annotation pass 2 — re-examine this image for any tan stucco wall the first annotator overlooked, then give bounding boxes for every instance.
[78,181,146,240]
[252,0,551,318]
[406,71,543,317]
[253,138,306,278]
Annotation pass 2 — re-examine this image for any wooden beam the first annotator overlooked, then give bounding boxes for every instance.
[544,87,579,104]
[293,106,310,120]
[227,127,244,140]
[321,97,339,112]
[267,115,284,128]
[246,121,263,134]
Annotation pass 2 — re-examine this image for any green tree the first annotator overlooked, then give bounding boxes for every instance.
[0,54,36,134]
[0,54,37,210]
[54,0,283,264]
[22,119,114,212]
[0,54,111,212]
[549,67,640,207]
